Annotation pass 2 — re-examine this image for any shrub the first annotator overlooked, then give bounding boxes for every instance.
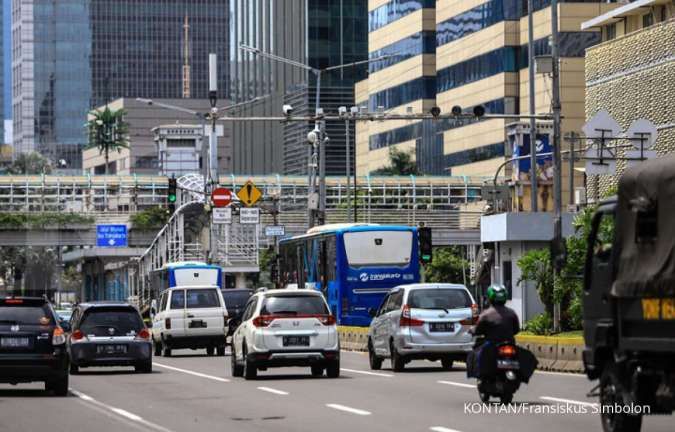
[524,312,554,335]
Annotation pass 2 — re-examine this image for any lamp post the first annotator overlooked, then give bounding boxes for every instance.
[239,44,389,227]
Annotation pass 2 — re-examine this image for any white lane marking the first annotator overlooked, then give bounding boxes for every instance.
[430,427,463,432]
[153,362,230,382]
[535,370,585,377]
[540,396,599,408]
[341,368,393,378]
[437,380,474,389]
[326,404,372,416]
[71,389,174,432]
[257,386,289,395]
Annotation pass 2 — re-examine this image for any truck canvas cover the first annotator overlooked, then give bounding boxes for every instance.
[613,153,675,298]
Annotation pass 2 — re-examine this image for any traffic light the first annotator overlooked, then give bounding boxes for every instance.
[418,227,433,264]
[167,177,177,214]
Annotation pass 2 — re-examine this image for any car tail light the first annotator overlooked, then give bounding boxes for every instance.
[165,318,171,329]
[71,329,85,341]
[5,298,23,304]
[52,327,66,345]
[252,315,274,327]
[498,344,517,358]
[459,318,473,325]
[318,315,336,326]
[400,305,424,327]
[136,328,151,341]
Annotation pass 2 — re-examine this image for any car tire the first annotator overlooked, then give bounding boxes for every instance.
[46,374,69,396]
[153,340,162,356]
[217,346,226,356]
[600,363,642,432]
[135,360,152,374]
[242,345,257,380]
[206,346,215,356]
[326,359,340,378]
[311,365,324,377]
[390,340,405,372]
[231,345,244,377]
[69,363,79,375]
[441,359,454,370]
[368,339,383,370]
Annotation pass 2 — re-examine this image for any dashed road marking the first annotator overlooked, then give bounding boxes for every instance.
[341,368,393,378]
[540,396,599,408]
[257,386,289,395]
[437,380,474,389]
[153,362,230,382]
[430,427,463,432]
[326,403,372,416]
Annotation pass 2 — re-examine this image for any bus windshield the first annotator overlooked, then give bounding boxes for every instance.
[343,231,413,267]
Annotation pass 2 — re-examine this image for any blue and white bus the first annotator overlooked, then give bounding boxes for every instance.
[150,262,223,296]
[279,224,421,326]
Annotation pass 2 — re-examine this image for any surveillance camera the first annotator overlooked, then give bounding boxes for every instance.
[307,129,319,144]
[430,106,441,118]
[473,105,486,118]
[282,104,293,116]
[338,106,348,117]
[451,105,462,116]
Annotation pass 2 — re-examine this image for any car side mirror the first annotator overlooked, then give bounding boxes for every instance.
[60,320,71,332]
[368,308,377,318]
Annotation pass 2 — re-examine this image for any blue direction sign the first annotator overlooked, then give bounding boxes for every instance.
[96,225,128,247]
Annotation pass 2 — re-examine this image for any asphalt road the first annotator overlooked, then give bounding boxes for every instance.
[0,349,672,432]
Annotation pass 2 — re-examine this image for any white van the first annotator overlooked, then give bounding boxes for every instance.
[151,286,228,357]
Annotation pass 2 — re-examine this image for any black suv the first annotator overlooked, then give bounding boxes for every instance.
[0,297,69,395]
[221,289,252,337]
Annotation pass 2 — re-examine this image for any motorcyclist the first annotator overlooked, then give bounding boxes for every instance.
[471,284,520,343]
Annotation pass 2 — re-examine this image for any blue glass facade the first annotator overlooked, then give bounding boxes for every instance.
[443,142,505,175]
[369,31,436,73]
[368,76,436,111]
[437,47,519,94]
[369,0,435,32]
[437,0,521,47]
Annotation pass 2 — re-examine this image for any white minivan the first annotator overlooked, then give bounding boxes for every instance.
[151,286,228,357]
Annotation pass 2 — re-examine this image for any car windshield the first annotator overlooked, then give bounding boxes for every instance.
[221,290,251,309]
[260,295,329,315]
[79,308,144,337]
[186,289,221,308]
[0,305,54,326]
[407,289,472,310]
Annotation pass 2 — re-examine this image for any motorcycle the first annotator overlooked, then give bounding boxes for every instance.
[475,342,522,404]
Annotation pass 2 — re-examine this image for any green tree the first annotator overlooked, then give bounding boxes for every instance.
[86,106,129,175]
[424,247,469,284]
[371,147,419,176]
[8,152,52,175]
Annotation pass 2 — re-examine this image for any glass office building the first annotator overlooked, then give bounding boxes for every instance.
[229,0,368,175]
[12,0,229,171]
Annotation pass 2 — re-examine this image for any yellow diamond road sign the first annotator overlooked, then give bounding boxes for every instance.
[236,180,262,207]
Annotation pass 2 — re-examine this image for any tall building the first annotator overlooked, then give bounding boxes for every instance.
[2,0,10,146]
[229,0,368,175]
[583,2,675,201]
[12,0,229,171]
[356,1,612,204]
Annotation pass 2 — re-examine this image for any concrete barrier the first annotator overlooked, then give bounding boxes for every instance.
[337,326,585,373]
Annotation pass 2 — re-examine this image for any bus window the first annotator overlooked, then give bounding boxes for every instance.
[343,231,413,267]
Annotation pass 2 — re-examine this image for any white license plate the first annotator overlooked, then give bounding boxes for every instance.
[1,337,30,348]
[96,344,127,355]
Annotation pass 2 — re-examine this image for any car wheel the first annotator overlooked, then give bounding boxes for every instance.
[390,340,405,372]
[242,344,257,380]
[600,363,642,432]
[441,359,454,370]
[153,340,162,356]
[217,346,226,356]
[162,344,172,357]
[311,365,324,377]
[46,374,69,396]
[230,344,244,377]
[135,360,152,374]
[206,346,215,356]
[326,359,340,378]
[69,363,79,375]
[368,339,383,370]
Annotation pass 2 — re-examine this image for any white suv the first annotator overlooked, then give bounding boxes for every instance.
[230,288,339,380]
[151,286,228,357]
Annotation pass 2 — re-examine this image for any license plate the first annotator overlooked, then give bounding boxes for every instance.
[189,320,207,328]
[497,359,520,370]
[96,344,127,355]
[1,337,30,348]
[282,336,310,347]
[429,322,454,332]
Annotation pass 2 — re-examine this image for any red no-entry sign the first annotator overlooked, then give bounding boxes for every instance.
[211,187,233,207]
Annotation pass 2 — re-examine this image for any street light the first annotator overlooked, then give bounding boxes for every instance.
[239,43,390,227]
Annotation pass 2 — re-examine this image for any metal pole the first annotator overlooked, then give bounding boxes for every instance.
[551,0,563,333]
[345,119,351,222]
[569,132,576,206]
[528,0,538,212]
[316,71,326,226]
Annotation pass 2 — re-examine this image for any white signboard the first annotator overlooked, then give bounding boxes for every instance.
[626,119,658,150]
[265,225,285,237]
[240,207,260,225]
[585,147,616,175]
[212,207,232,224]
[582,110,622,139]
[625,150,657,168]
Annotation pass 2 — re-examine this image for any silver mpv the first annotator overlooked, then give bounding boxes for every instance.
[367,284,477,371]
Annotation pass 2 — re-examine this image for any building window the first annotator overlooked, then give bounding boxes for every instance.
[605,23,616,41]
[368,0,435,32]
[368,76,436,111]
[369,31,436,73]
[642,12,654,29]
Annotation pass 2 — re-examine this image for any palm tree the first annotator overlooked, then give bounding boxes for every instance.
[8,152,52,175]
[371,147,419,176]
[86,107,129,175]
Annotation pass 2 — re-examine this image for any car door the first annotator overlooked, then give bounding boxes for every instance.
[234,297,257,359]
[184,288,226,337]
[386,289,404,342]
[152,292,167,340]
[167,289,187,338]
[371,294,391,355]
